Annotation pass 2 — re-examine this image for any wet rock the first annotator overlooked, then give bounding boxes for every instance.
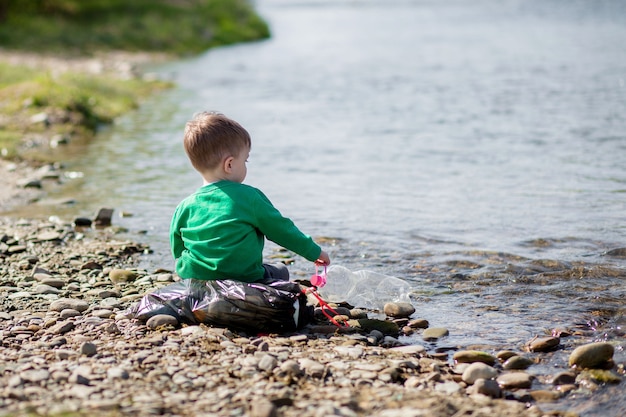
[580,369,622,384]
[94,208,114,227]
[568,342,614,369]
[408,318,429,329]
[453,350,497,366]
[503,355,534,370]
[528,336,560,352]
[422,327,449,341]
[496,350,519,361]
[383,302,415,318]
[348,319,399,336]
[529,390,561,402]
[497,372,534,389]
[550,371,577,386]
[605,247,626,258]
[74,217,93,227]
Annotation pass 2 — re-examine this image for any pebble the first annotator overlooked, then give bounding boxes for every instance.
[49,298,89,312]
[468,378,502,398]
[528,336,560,352]
[502,355,534,370]
[146,314,179,329]
[383,302,415,318]
[497,372,534,389]
[568,342,614,369]
[422,327,449,340]
[453,350,497,366]
[462,362,498,384]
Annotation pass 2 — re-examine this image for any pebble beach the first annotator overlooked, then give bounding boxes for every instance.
[1,166,622,417]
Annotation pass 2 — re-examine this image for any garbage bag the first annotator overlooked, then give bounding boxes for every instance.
[129,278,313,333]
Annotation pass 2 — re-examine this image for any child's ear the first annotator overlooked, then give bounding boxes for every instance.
[223,156,234,173]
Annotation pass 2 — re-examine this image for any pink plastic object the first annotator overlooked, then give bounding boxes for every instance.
[310,265,327,288]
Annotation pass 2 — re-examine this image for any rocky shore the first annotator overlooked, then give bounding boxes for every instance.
[0,202,623,417]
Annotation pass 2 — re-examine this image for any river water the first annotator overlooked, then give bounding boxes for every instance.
[8,0,626,414]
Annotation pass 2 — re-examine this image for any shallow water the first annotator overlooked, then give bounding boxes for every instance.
[5,0,626,414]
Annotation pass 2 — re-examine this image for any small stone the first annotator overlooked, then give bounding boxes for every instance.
[581,369,622,384]
[60,309,82,319]
[497,372,534,389]
[349,308,368,319]
[408,318,429,329]
[453,350,497,366]
[462,362,498,385]
[80,261,102,270]
[279,360,301,375]
[390,345,426,355]
[383,302,415,318]
[469,378,502,398]
[49,298,89,312]
[347,319,399,336]
[422,327,449,341]
[529,390,561,402]
[109,269,138,283]
[36,231,62,242]
[568,342,614,369]
[107,367,130,380]
[551,371,577,386]
[258,354,278,372]
[80,342,98,357]
[528,336,560,352]
[146,314,179,329]
[20,369,50,383]
[250,398,277,417]
[33,284,61,295]
[49,321,75,335]
[74,217,93,227]
[94,208,114,227]
[503,355,534,370]
[496,350,518,361]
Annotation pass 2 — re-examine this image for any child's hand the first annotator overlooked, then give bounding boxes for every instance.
[315,250,331,266]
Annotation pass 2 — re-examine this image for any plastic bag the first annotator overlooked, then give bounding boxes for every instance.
[318,265,412,311]
[129,278,313,334]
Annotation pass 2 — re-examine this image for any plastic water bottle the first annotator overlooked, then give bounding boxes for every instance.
[318,265,411,311]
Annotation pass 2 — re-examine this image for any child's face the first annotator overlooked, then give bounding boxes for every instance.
[227,147,249,183]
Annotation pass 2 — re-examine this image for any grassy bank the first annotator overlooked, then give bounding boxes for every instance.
[0,0,270,161]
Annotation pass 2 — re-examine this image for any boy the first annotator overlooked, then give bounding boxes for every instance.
[170,111,331,283]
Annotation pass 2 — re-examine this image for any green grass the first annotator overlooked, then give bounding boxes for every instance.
[0,0,270,55]
[0,62,171,160]
[0,0,270,161]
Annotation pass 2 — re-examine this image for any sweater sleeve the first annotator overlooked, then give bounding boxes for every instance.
[252,189,321,262]
[169,204,185,260]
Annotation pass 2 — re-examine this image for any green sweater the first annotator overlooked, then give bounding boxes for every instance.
[170,181,321,282]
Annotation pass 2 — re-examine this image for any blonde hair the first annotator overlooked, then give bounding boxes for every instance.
[183,111,251,172]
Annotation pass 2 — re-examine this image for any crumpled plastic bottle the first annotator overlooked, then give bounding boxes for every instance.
[318,265,412,311]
